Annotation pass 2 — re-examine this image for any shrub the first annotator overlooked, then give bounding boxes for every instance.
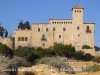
[36,57,72,70]
[0,43,14,58]
[92,57,100,63]
[82,45,92,49]
[6,63,18,75]
[14,47,32,59]
[82,67,94,72]
[0,54,32,75]
[74,51,84,60]
[53,43,75,57]
[83,53,93,61]
[14,56,32,67]
[91,64,100,72]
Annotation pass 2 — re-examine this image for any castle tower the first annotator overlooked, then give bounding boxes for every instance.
[72,5,84,50]
[72,4,84,24]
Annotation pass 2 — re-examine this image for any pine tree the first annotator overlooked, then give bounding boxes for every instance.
[5,30,8,37]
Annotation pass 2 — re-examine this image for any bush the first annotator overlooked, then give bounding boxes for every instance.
[14,47,32,59]
[83,53,93,61]
[91,64,100,72]
[82,67,94,72]
[53,43,75,57]
[92,57,100,63]
[6,63,18,75]
[0,54,32,75]
[36,57,72,69]
[0,43,14,58]
[74,51,84,60]
[82,45,92,49]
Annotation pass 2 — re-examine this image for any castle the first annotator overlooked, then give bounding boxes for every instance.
[0,4,96,56]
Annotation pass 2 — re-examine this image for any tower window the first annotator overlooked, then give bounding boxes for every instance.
[46,28,49,32]
[52,22,54,24]
[38,28,40,32]
[75,10,76,12]
[55,22,56,24]
[53,27,56,31]
[59,35,61,38]
[63,28,66,31]
[77,26,80,30]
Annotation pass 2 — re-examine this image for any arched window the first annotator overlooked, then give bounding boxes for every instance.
[22,37,24,41]
[18,37,21,41]
[25,37,28,41]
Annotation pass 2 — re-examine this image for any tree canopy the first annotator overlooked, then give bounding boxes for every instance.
[18,21,31,29]
[0,25,8,37]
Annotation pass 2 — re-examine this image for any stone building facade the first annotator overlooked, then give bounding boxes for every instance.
[0,5,96,56]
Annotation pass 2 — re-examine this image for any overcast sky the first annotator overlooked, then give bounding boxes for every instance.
[0,0,100,47]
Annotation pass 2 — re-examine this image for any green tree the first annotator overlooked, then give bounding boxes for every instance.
[18,21,24,29]
[18,21,31,29]
[0,43,13,58]
[0,26,5,37]
[14,47,32,59]
[52,43,75,57]
[24,21,31,29]
[83,53,93,61]
[5,30,8,37]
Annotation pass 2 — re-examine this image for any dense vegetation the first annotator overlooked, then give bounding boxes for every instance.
[0,43,94,63]
[0,43,13,58]
[0,42,100,75]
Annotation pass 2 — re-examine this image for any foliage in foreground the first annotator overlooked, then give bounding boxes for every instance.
[36,57,76,74]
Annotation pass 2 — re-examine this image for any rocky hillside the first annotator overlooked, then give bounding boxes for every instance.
[18,64,100,75]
